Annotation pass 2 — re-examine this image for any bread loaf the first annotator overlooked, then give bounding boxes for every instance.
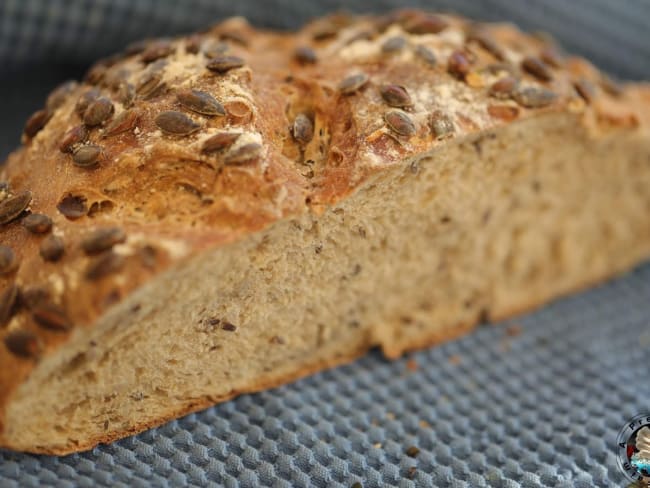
[1,10,649,454]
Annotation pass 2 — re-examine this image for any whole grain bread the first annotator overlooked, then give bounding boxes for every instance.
[1,10,649,454]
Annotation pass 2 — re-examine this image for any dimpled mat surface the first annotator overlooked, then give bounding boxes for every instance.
[1,1,650,487]
[0,263,648,487]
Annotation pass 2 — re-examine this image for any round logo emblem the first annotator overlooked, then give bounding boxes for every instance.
[617,414,650,485]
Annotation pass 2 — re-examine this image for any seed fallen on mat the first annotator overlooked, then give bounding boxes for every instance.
[0,246,18,275]
[176,89,226,116]
[338,73,369,94]
[40,235,65,262]
[292,114,314,144]
[0,191,32,226]
[380,84,412,108]
[406,446,420,458]
[4,330,42,358]
[206,55,245,73]
[81,227,127,255]
[385,110,416,136]
[155,111,201,135]
[22,213,52,234]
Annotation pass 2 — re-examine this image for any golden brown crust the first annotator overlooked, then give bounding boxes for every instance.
[1,9,649,451]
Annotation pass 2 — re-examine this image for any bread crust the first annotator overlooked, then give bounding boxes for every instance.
[1,10,649,454]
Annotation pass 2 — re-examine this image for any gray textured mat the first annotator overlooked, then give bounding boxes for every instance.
[1,263,649,487]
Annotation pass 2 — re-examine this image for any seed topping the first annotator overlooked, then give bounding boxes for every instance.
[75,89,101,116]
[224,143,263,165]
[23,213,52,234]
[294,46,317,64]
[430,110,455,139]
[414,45,437,66]
[382,36,406,53]
[513,86,557,108]
[103,109,139,137]
[83,97,114,126]
[24,110,50,138]
[292,114,314,144]
[57,194,88,219]
[0,191,32,226]
[338,73,369,94]
[0,284,18,328]
[81,227,127,255]
[380,84,412,108]
[4,330,42,358]
[206,55,245,73]
[33,303,72,332]
[448,51,472,79]
[40,235,65,262]
[155,111,201,135]
[0,246,18,275]
[59,125,89,153]
[141,40,174,63]
[521,56,553,82]
[384,110,416,136]
[85,251,125,280]
[72,145,103,168]
[574,79,596,103]
[177,89,226,116]
[201,132,241,154]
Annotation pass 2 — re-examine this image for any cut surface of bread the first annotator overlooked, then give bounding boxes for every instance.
[0,10,649,454]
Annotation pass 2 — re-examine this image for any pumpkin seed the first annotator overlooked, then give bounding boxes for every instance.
[83,97,114,126]
[338,73,369,94]
[0,191,32,226]
[384,110,416,136]
[292,114,314,144]
[22,213,52,234]
[224,143,262,165]
[206,55,245,73]
[4,329,42,358]
[380,84,412,108]
[72,145,103,168]
[177,89,225,116]
[40,235,65,262]
[81,227,127,255]
[201,132,241,154]
[155,111,201,135]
